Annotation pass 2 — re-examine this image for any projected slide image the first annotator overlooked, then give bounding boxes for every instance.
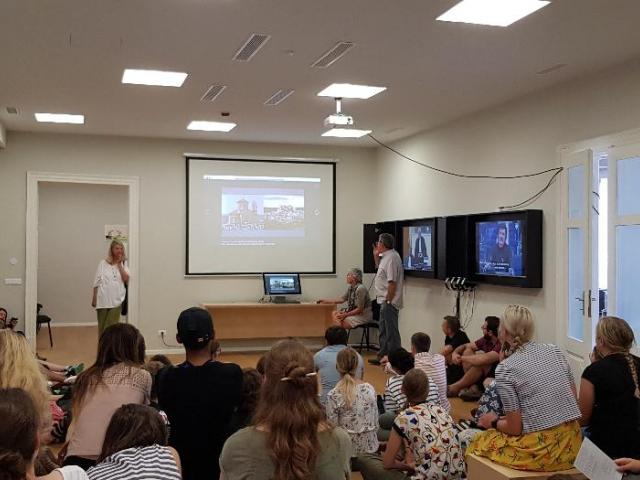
[402,225,433,271]
[221,189,304,239]
[476,220,524,277]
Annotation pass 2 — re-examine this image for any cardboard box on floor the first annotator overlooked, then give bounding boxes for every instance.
[467,454,587,480]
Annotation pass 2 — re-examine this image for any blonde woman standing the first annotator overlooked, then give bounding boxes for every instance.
[468,304,581,472]
[92,239,129,335]
[579,316,640,459]
[326,347,379,455]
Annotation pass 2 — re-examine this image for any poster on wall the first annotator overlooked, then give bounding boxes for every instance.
[105,224,128,240]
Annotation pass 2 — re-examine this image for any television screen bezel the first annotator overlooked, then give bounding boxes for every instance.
[467,210,542,288]
[399,218,437,278]
[262,272,302,295]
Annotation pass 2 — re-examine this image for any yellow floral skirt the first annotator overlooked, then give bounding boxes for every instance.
[467,421,582,472]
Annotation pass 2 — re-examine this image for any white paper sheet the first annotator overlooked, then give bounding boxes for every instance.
[574,437,623,480]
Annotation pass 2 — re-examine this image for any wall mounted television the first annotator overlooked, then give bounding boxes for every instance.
[467,210,542,288]
[400,218,436,278]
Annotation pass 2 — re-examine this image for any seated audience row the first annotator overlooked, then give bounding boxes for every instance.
[6,302,640,479]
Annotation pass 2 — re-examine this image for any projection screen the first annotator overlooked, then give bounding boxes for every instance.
[186,156,336,275]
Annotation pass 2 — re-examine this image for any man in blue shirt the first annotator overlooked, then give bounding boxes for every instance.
[314,326,364,405]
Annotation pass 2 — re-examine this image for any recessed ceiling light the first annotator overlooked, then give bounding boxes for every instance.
[34,113,85,124]
[122,69,188,87]
[436,0,550,27]
[317,83,386,99]
[322,128,371,138]
[187,121,236,132]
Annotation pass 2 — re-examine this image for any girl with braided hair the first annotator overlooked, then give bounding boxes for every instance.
[579,316,640,459]
[220,339,351,480]
[468,305,582,471]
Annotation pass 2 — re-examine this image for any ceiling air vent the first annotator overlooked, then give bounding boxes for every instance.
[6,107,18,114]
[311,41,355,68]
[264,89,295,106]
[233,34,271,62]
[201,85,227,102]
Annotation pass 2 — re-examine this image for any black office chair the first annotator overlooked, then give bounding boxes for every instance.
[348,322,380,352]
[348,300,381,352]
[36,303,53,348]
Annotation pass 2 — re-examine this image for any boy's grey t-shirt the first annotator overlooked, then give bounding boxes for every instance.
[314,344,364,405]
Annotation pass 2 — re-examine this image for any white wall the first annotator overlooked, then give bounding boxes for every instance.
[0,133,376,350]
[38,182,128,325]
[375,59,640,349]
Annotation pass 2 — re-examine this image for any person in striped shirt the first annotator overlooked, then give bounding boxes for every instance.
[383,348,439,413]
[87,403,181,480]
[410,332,450,412]
[467,305,582,472]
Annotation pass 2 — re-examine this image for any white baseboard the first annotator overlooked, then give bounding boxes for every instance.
[51,322,98,327]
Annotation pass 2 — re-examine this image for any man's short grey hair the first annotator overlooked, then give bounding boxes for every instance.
[348,268,363,283]
[378,233,395,249]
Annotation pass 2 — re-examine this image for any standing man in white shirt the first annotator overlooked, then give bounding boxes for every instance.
[369,233,404,366]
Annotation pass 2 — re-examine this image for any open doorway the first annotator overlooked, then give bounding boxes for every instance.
[35,182,129,360]
[24,172,140,355]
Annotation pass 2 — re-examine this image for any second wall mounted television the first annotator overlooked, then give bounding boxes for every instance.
[468,210,542,288]
[400,218,436,278]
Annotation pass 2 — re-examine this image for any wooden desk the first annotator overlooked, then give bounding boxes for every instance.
[201,303,336,340]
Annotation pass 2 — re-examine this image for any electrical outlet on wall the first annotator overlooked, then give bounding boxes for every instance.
[158,329,167,337]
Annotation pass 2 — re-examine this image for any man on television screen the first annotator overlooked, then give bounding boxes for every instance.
[413,228,429,267]
[488,223,513,275]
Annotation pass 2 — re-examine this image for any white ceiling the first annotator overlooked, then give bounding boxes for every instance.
[2,0,640,146]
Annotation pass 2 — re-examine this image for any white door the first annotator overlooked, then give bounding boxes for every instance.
[560,149,599,381]
[607,144,640,343]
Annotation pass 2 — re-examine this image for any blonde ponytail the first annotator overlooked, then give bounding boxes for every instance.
[335,347,359,410]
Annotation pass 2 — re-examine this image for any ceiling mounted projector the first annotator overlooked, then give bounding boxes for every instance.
[321,97,369,138]
[324,113,354,128]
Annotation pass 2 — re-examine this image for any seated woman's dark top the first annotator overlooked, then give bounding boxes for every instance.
[582,353,640,459]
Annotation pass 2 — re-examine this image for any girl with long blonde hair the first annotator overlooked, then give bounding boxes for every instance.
[326,347,379,455]
[0,330,51,431]
[220,339,351,480]
[579,316,640,459]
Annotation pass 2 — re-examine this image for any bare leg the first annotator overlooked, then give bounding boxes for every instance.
[461,347,476,372]
[39,360,67,372]
[448,365,485,396]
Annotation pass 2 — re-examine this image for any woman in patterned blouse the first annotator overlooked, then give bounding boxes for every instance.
[468,305,582,471]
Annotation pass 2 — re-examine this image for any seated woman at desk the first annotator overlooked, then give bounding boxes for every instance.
[317,268,372,329]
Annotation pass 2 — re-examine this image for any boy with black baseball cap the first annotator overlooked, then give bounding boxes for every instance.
[157,307,242,480]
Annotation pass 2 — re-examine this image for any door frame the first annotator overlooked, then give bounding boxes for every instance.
[556,126,640,370]
[24,172,140,348]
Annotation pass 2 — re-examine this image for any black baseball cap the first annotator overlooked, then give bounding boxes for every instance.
[177,307,214,350]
